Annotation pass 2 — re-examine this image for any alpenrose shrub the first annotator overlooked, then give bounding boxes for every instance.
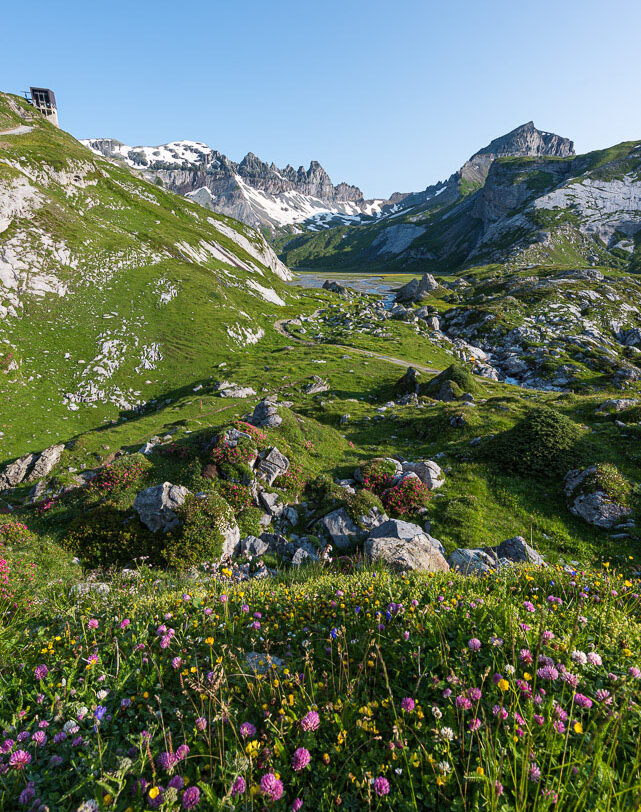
[87,453,151,498]
[360,458,399,494]
[0,519,35,546]
[382,476,430,518]
[2,565,641,809]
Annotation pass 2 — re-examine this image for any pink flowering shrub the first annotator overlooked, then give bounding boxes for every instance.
[381,477,430,518]
[87,454,150,498]
[0,520,35,546]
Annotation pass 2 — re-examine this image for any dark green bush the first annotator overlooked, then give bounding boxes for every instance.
[488,407,584,479]
[163,493,234,569]
[64,503,154,568]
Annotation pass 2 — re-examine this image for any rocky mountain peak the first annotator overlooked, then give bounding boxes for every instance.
[460,121,575,186]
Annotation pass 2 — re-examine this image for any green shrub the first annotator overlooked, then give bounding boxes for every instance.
[237,507,263,538]
[163,493,234,569]
[346,489,384,523]
[587,463,632,506]
[423,363,478,398]
[488,407,584,479]
[214,480,254,511]
[64,503,154,568]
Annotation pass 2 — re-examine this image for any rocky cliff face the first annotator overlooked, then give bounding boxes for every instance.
[82,138,375,231]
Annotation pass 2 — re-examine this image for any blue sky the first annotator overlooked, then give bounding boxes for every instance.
[4,0,641,198]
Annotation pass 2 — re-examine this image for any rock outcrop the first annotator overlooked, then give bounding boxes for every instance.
[0,444,64,491]
[564,466,632,529]
[134,482,190,533]
[395,273,439,304]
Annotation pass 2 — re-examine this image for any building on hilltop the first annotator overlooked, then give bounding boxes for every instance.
[25,87,58,127]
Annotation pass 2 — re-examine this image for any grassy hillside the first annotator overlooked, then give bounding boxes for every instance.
[0,92,290,457]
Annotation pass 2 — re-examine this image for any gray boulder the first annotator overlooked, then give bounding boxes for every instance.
[448,548,498,575]
[395,273,439,304]
[25,444,65,482]
[255,447,290,486]
[494,536,545,565]
[564,466,632,529]
[320,507,359,550]
[259,490,284,517]
[250,397,282,429]
[0,453,37,490]
[218,384,257,398]
[240,535,271,557]
[401,460,444,490]
[0,444,65,491]
[322,280,350,296]
[134,482,190,533]
[365,518,449,572]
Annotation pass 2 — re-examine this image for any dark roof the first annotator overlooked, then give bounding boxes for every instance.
[30,87,57,108]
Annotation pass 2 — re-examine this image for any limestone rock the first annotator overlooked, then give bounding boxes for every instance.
[0,453,37,491]
[240,535,271,557]
[365,518,448,571]
[322,280,350,296]
[493,536,544,565]
[448,548,498,575]
[401,460,444,490]
[249,397,282,429]
[303,375,329,395]
[395,273,439,304]
[134,482,190,533]
[25,444,65,483]
[564,466,632,529]
[255,447,290,486]
[320,507,359,550]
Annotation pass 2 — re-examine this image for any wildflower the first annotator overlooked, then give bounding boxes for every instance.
[120,618,130,629]
[300,711,320,731]
[468,638,481,652]
[456,695,472,710]
[158,752,175,771]
[240,722,256,738]
[529,764,541,782]
[94,706,107,723]
[571,650,588,666]
[168,776,184,790]
[629,667,641,679]
[19,783,35,805]
[176,744,189,761]
[171,657,183,670]
[561,671,580,688]
[468,687,482,701]
[9,750,31,769]
[441,727,454,740]
[519,649,533,665]
[523,601,535,613]
[231,776,246,797]
[260,773,284,801]
[373,776,390,796]
[182,786,200,809]
[195,717,207,732]
[537,665,559,681]
[87,619,99,630]
[431,706,442,719]
[292,800,303,812]
[401,697,415,712]
[468,718,482,732]
[595,689,612,704]
[497,679,509,692]
[292,747,311,772]
[587,652,602,666]
[31,730,46,747]
[573,722,583,734]
[492,705,508,720]
[34,664,48,681]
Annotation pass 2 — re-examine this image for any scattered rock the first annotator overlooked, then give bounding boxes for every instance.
[134,482,190,533]
[448,536,545,575]
[0,444,65,491]
[322,280,350,296]
[259,490,284,517]
[303,375,329,395]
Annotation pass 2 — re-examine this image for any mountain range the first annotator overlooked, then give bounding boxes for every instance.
[84,122,641,275]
